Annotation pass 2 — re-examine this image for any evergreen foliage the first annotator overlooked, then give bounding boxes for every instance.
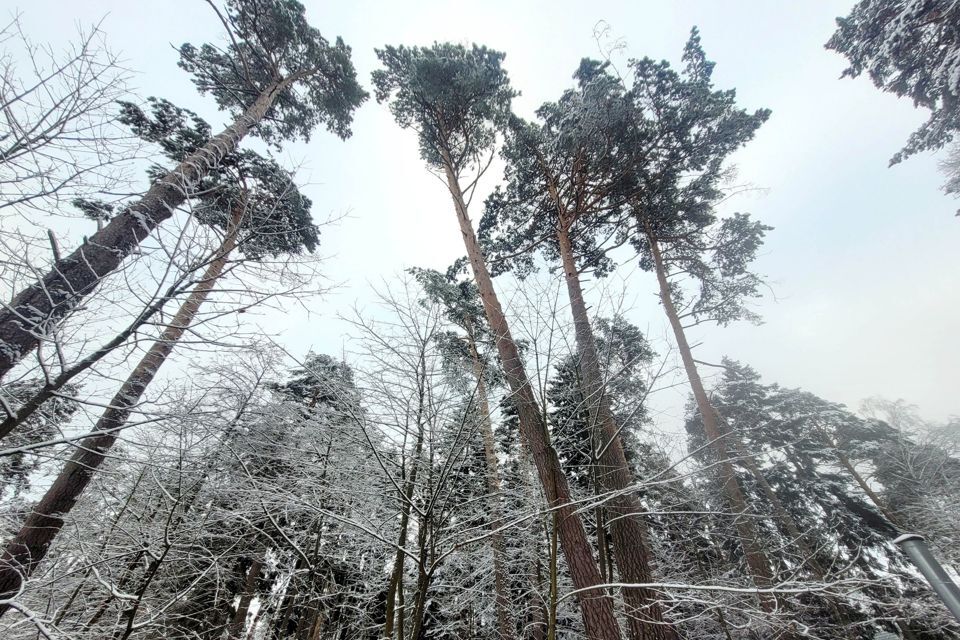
[117,97,319,257]
[827,0,960,163]
[372,43,515,169]
[177,0,367,143]
[0,8,957,640]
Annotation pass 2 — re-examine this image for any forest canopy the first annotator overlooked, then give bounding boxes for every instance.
[0,1,957,639]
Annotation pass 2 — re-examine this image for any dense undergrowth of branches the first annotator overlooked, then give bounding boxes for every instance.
[0,1,958,639]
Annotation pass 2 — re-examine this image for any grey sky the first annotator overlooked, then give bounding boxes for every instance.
[12,1,959,426]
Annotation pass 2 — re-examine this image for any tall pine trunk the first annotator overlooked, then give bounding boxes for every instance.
[0,206,245,609]
[440,151,622,640]
[0,79,291,381]
[465,325,516,640]
[645,226,778,613]
[556,222,677,640]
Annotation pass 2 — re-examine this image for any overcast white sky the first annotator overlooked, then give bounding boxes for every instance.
[11,1,959,427]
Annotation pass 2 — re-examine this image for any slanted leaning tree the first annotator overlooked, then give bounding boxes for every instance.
[0,100,320,607]
[622,29,779,614]
[0,92,327,446]
[373,43,623,640]
[479,60,677,640]
[0,0,365,380]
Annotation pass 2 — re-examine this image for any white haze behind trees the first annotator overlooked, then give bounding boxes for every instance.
[7,0,958,433]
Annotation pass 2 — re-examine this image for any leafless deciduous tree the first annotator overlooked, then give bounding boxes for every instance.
[0,14,133,218]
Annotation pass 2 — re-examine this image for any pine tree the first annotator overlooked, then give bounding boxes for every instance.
[827,0,960,165]
[0,101,321,608]
[621,28,778,615]
[688,360,960,638]
[0,0,365,381]
[137,353,376,639]
[227,354,371,640]
[373,43,623,640]
[480,60,676,640]
[545,317,672,637]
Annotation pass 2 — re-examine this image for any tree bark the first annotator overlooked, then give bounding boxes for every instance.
[556,221,677,640]
[594,501,609,583]
[826,434,901,528]
[645,226,778,613]
[407,509,432,640]
[464,324,516,640]
[0,79,290,382]
[529,460,549,640]
[226,555,264,639]
[0,276,187,443]
[440,153,621,640]
[384,350,428,640]
[271,559,302,640]
[825,425,934,636]
[547,513,559,640]
[0,205,245,610]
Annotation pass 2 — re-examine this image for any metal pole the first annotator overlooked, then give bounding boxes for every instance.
[894,533,960,622]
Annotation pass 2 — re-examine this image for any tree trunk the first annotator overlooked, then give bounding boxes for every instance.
[246,604,267,640]
[547,512,559,640]
[594,502,609,583]
[384,350,428,640]
[271,560,302,640]
[464,324,516,640]
[440,154,622,640]
[305,606,325,640]
[397,571,406,640]
[0,205,245,609]
[556,221,677,640]
[827,435,900,528]
[0,276,187,443]
[226,556,264,639]
[407,510,432,640]
[645,226,778,613]
[0,79,290,381]
[529,475,549,640]
[826,431,933,638]
[295,588,322,640]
